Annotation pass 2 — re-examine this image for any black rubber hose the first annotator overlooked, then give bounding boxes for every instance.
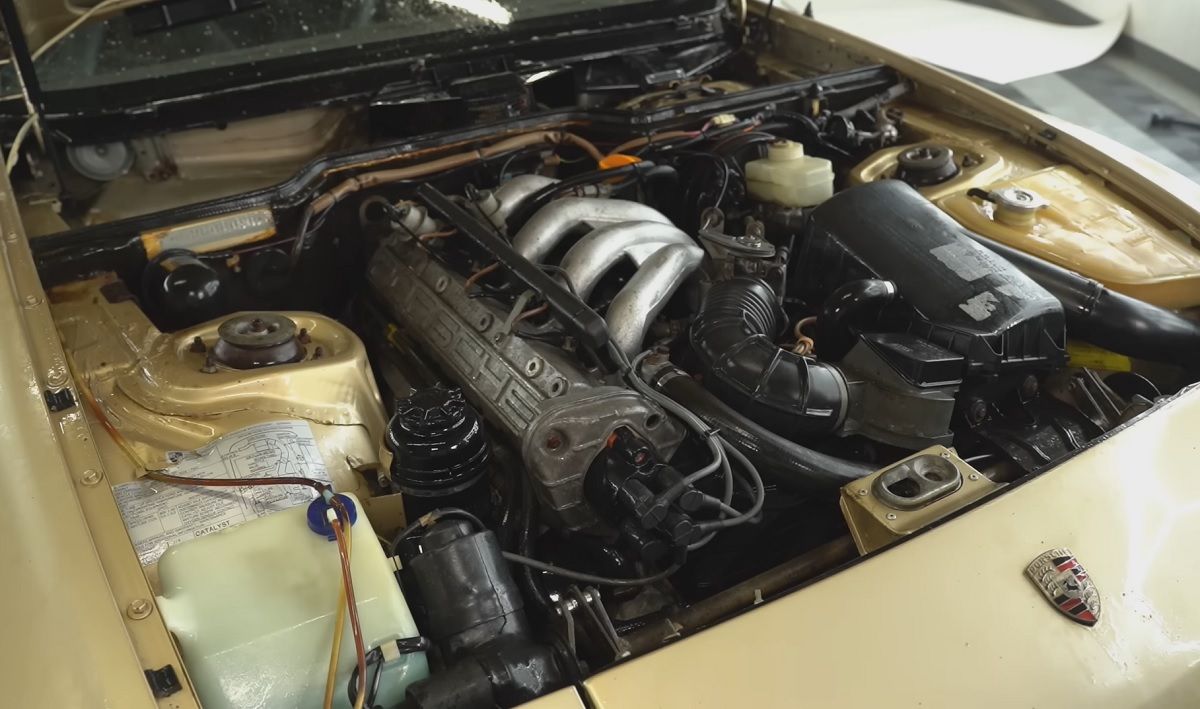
[516,471,550,611]
[969,234,1200,367]
[817,278,897,360]
[690,277,849,438]
[654,368,873,491]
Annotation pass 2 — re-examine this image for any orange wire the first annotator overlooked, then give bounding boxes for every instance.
[322,517,352,709]
[331,501,368,709]
[464,262,500,289]
[515,304,549,323]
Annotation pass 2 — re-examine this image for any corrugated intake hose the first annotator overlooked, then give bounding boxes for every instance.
[970,234,1200,367]
[690,277,850,438]
[653,367,873,491]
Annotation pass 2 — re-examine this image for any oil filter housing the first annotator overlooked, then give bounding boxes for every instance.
[386,387,491,518]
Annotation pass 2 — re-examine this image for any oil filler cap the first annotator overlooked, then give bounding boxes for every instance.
[306,494,358,541]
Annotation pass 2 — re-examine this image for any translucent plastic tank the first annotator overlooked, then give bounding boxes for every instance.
[156,493,428,709]
[940,166,1200,309]
[745,139,834,208]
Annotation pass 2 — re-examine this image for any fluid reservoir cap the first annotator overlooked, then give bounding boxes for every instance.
[148,251,227,329]
[306,494,358,541]
[397,387,467,430]
[766,139,806,161]
[992,187,1048,227]
[992,186,1048,213]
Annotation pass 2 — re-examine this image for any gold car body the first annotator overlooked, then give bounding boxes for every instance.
[4,4,1200,707]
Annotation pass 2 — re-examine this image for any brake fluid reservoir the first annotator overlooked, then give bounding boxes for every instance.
[746,139,834,207]
[156,493,428,709]
[940,166,1200,309]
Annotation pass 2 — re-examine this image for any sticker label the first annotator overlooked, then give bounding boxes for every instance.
[114,420,332,565]
[930,241,993,282]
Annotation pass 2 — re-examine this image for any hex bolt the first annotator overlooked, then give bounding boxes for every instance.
[80,469,102,486]
[312,346,325,360]
[201,355,218,374]
[968,473,981,481]
[297,327,311,345]
[856,488,868,497]
[966,398,988,425]
[188,336,207,353]
[45,367,67,388]
[886,513,898,521]
[126,598,153,620]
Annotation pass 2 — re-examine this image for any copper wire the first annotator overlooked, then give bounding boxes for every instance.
[144,470,330,495]
[322,517,352,709]
[515,304,549,323]
[791,316,818,356]
[464,262,500,289]
[330,502,368,709]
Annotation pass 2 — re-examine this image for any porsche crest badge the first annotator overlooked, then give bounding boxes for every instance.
[1025,548,1100,626]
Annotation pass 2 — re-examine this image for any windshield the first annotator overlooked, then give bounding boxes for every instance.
[27,0,697,92]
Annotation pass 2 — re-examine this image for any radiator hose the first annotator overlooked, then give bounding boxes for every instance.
[969,234,1200,367]
[690,277,849,438]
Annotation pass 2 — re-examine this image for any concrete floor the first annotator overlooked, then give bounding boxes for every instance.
[973,45,1200,183]
[960,1,1200,183]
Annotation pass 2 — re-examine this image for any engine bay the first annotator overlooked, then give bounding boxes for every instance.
[32,60,1200,708]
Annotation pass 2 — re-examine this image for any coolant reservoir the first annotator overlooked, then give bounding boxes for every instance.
[940,166,1200,309]
[156,493,428,709]
[745,139,834,207]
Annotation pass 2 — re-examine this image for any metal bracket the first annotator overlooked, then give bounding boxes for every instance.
[552,586,631,662]
[44,387,76,413]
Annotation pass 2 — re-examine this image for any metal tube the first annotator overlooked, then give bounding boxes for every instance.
[475,174,559,229]
[511,197,672,263]
[607,243,703,357]
[560,220,696,300]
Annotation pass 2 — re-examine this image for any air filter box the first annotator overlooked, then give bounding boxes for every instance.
[792,180,1065,375]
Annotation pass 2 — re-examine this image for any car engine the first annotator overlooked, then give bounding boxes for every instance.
[35,66,1199,709]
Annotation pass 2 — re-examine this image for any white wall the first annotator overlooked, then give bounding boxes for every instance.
[1124,0,1200,72]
